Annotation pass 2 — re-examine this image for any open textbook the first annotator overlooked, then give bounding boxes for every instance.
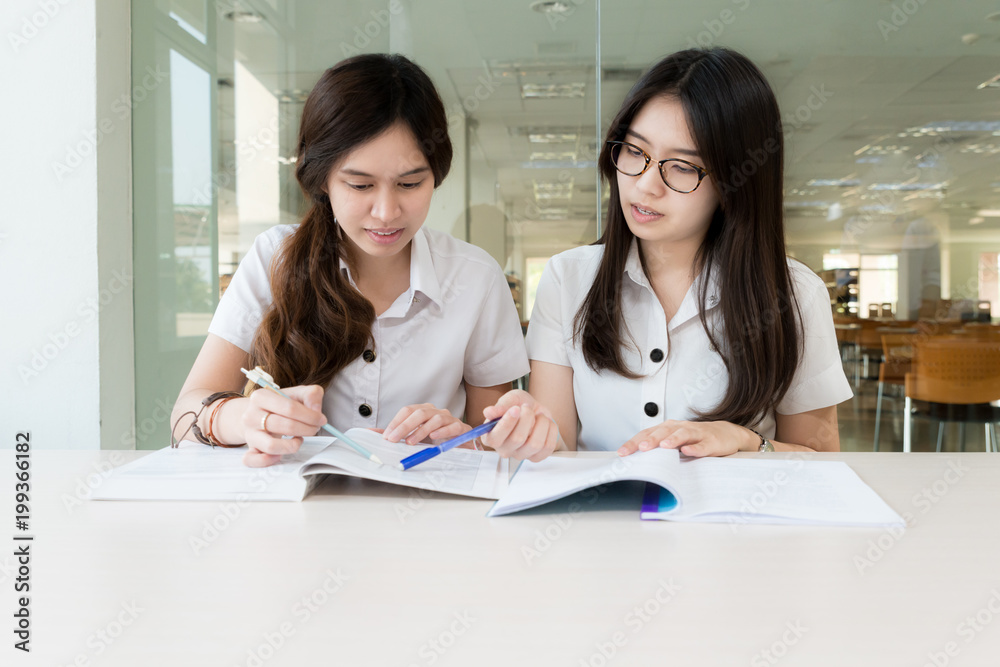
[92,429,508,501]
[487,449,905,527]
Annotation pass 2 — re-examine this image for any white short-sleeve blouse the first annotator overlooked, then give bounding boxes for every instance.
[208,225,529,430]
[524,241,853,451]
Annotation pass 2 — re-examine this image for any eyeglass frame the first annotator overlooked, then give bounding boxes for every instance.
[606,140,711,194]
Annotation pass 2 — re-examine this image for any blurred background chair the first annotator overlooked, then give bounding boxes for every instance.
[873,333,915,451]
[903,338,1000,453]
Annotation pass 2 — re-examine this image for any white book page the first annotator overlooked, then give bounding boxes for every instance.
[302,429,509,500]
[487,449,680,517]
[665,458,904,526]
[90,440,324,501]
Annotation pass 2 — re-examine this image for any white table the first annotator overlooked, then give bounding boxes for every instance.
[4,451,1000,666]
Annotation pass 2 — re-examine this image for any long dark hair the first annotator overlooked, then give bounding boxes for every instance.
[249,54,452,389]
[575,47,800,426]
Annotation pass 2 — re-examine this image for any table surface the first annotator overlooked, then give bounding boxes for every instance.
[3,450,1000,666]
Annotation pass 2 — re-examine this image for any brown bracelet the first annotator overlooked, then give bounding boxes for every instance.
[206,395,244,448]
[171,391,243,448]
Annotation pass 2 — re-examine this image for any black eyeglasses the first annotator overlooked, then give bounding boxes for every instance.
[607,141,710,194]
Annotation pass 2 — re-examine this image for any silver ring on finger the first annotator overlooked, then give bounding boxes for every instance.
[261,411,271,434]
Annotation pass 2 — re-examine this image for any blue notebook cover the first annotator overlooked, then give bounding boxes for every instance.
[639,482,678,519]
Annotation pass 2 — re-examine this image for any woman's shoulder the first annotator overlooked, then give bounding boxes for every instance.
[786,257,825,291]
[256,224,298,249]
[420,226,497,269]
[239,224,299,267]
[548,244,604,276]
[785,257,828,308]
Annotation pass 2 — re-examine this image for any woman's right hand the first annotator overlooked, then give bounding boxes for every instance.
[242,385,328,467]
[480,389,562,462]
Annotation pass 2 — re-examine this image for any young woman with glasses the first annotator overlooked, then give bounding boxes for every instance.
[481,47,852,461]
[170,54,528,467]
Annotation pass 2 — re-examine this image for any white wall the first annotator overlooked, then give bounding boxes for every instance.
[1,0,133,449]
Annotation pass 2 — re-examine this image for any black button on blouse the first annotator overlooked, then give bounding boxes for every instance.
[644,402,658,417]
[358,404,373,417]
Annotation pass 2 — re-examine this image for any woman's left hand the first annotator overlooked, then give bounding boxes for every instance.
[384,404,469,446]
[616,420,758,458]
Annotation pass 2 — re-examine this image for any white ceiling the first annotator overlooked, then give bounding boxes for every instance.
[210,0,1000,255]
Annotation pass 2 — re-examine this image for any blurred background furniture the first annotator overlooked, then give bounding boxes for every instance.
[903,337,1000,453]
[873,333,915,452]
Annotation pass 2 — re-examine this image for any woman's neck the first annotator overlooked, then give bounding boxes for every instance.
[344,241,413,315]
[639,237,704,323]
[639,236,702,284]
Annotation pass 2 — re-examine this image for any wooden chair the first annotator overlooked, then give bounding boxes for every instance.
[873,333,915,451]
[903,338,1000,452]
[958,323,1000,339]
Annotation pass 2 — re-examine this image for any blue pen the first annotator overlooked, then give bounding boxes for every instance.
[396,419,499,471]
[241,366,383,466]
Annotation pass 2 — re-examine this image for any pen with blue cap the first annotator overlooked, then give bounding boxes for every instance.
[241,366,383,466]
[396,418,499,471]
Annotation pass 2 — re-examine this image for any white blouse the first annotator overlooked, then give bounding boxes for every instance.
[208,225,529,430]
[525,241,853,451]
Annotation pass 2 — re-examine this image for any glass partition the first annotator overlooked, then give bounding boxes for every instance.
[133,0,1000,450]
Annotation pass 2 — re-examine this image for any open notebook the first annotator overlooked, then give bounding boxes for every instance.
[487,449,905,527]
[91,429,508,501]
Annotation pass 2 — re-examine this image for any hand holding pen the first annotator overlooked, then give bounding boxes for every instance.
[241,367,383,467]
[238,376,329,468]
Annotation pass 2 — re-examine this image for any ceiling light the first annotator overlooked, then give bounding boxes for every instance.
[528,133,579,143]
[529,1,572,14]
[867,182,946,191]
[807,178,861,187]
[857,144,911,156]
[530,151,577,161]
[223,10,263,22]
[977,209,1000,217]
[904,121,1000,134]
[784,201,830,208]
[969,217,985,225]
[532,207,569,220]
[533,180,574,201]
[521,83,586,99]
